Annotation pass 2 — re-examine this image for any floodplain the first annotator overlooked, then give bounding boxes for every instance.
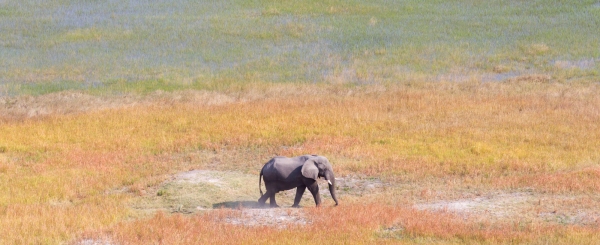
[1,1,599,244]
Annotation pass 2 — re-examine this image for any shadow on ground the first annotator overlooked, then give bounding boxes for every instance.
[212,201,263,209]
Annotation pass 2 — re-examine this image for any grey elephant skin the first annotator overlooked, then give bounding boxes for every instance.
[258,155,339,207]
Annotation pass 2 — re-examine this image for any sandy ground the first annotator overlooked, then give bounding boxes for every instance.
[129,169,387,227]
[129,168,599,228]
[414,192,600,225]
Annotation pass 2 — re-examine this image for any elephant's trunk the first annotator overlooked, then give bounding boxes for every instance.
[326,172,339,206]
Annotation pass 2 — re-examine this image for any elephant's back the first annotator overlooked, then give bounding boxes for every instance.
[262,156,304,181]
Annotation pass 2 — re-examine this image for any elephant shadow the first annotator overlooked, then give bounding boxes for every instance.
[212,201,264,209]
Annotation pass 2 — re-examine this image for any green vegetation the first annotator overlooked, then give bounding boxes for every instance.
[1,0,599,96]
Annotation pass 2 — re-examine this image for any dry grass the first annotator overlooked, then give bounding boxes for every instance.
[84,204,600,244]
[1,82,599,243]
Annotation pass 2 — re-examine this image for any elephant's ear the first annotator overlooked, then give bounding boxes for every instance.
[301,159,319,180]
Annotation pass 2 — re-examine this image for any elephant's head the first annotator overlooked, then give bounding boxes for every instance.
[301,156,339,206]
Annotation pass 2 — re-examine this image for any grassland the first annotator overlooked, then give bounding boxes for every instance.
[2,82,600,244]
[1,0,600,244]
[1,0,599,95]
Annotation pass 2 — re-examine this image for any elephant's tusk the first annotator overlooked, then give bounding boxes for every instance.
[328,180,332,185]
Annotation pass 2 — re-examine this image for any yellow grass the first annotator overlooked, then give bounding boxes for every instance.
[89,204,600,244]
[1,82,599,243]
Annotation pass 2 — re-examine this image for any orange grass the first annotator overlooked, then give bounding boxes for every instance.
[1,82,599,243]
[87,204,599,244]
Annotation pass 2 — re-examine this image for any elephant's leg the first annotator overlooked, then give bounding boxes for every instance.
[269,191,279,208]
[292,186,306,208]
[261,183,279,208]
[258,192,270,206]
[306,180,321,206]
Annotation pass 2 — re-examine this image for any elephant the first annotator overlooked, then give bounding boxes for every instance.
[258,155,339,208]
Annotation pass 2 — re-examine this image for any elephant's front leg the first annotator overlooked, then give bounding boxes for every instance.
[292,186,306,208]
[306,181,321,206]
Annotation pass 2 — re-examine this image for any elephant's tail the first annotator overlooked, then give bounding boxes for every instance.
[259,169,264,196]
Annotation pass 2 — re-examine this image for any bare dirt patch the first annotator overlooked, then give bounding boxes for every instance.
[130,169,387,228]
[131,170,258,215]
[222,208,309,228]
[414,191,600,226]
[74,238,115,245]
[133,167,600,228]
[415,192,532,219]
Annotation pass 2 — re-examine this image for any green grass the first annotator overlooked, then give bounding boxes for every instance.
[1,0,599,96]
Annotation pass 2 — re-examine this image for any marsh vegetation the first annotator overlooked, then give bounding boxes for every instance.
[1,0,599,244]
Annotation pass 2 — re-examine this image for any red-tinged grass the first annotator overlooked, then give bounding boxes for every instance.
[0,149,202,243]
[93,204,600,244]
[1,82,600,243]
[493,167,600,193]
[0,196,125,244]
[2,83,598,173]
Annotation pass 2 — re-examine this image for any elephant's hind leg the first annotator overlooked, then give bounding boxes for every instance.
[269,192,279,208]
[258,192,269,206]
[292,186,306,208]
